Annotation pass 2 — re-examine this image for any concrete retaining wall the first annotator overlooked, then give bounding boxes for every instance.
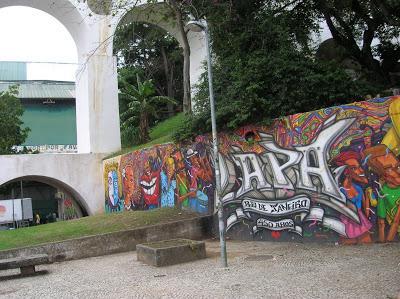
[0,216,213,262]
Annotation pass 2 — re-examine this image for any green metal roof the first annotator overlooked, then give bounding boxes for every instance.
[0,81,75,99]
[0,61,27,80]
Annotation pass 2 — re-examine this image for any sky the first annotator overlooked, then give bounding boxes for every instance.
[0,6,78,81]
[0,5,335,83]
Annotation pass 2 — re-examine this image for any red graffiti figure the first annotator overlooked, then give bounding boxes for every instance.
[140,160,161,209]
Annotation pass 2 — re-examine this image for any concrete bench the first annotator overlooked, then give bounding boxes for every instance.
[137,239,206,267]
[0,254,52,275]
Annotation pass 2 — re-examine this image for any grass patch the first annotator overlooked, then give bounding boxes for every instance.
[149,112,185,140]
[105,113,185,159]
[0,208,198,251]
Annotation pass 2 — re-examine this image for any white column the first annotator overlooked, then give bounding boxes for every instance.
[188,31,207,110]
[75,54,121,154]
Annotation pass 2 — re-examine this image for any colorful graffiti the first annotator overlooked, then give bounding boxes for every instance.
[103,96,400,243]
[220,96,400,243]
[103,143,214,214]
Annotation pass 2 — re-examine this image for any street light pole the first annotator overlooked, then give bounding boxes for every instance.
[186,19,228,268]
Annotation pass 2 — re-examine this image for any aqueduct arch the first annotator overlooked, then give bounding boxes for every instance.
[0,154,105,215]
[0,1,207,154]
[1,175,89,217]
[108,2,207,93]
[0,1,208,215]
[0,0,121,154]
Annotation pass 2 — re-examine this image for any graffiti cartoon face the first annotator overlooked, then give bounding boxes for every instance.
[365,145,400,188]
[166,157,175,181]
[123,165,135,203]
[332,151,367,184]
[376,153,400,188]
[140,161,160,206]
[345,158,368,184]
[173,151,185,171]
[108,170,120,206]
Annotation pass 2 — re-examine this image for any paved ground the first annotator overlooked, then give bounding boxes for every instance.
[0,240,399,299]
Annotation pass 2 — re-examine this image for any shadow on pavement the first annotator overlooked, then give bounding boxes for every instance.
[0,270,49,282]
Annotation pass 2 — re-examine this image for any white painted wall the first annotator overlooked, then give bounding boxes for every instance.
[0,154,105,215]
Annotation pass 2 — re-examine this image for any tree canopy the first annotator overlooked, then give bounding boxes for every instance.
[174,0,382,141]
[108,0,400,142]
[114,22,183,104]
[0,85,29,154]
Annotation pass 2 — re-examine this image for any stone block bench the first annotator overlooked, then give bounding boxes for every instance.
[0,254,52,276]
[137,239,206,267]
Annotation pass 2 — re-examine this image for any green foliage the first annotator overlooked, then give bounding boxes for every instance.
[310,0,400,85]
[149,112,185,140]
[119,71,176,145]
[0,85,29,154]
[108,113,185,159]
[114,22,183,106]
[173,0,381,142]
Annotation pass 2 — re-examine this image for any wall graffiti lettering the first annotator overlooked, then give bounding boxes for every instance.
[103,96,400,244]
[219,96,400,243]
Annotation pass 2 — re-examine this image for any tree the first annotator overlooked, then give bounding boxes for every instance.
[174,0,378,141]
[108,0,195,113]
[261,0,400,86]
[312,0,400,86]
[119,73,176,144]
[114,22,183,115]
[0,85,30,154]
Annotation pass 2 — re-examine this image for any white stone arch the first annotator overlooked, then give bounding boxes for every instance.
[0,1,87,55]
[90,0,208,103]
[0,1,121,154]
[0,154,105,215]
[1,175,89,217]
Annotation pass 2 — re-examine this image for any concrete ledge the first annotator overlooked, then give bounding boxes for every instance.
[137,239,206,267]
[0,216,213,263]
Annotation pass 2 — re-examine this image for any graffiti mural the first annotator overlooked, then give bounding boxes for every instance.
[220,96,400,243]
[103,96,400,243]
[103,143,214,214]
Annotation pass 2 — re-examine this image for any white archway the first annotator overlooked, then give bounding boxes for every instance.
[2,175,89,217]
[0,0,121,154]
[90,0,208,107]
[111,2,207,102]
[0,1,208,216]
[0,153,105,215]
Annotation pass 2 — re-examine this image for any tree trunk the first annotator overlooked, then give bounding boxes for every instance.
[161,45,175,117]
[139,111,149,143]
[169,0,191,113]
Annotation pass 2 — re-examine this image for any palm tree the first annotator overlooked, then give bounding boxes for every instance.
[119,74,176,144]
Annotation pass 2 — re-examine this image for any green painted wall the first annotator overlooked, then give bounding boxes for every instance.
[22,103,77,145]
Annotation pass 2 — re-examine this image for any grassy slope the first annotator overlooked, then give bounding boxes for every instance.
[108,113,185,159]
[0,208,198,251]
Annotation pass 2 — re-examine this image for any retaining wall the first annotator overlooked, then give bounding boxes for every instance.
[0,216,213,262]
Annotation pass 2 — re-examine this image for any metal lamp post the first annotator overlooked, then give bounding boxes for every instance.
[186,19,228,268]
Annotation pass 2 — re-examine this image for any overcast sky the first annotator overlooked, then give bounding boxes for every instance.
[0,6,335,82]
[0,6,78,81]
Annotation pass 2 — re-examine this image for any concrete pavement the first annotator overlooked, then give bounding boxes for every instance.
[0,240,399,298]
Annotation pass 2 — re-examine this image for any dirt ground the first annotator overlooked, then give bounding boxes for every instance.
[0,240,399,299]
